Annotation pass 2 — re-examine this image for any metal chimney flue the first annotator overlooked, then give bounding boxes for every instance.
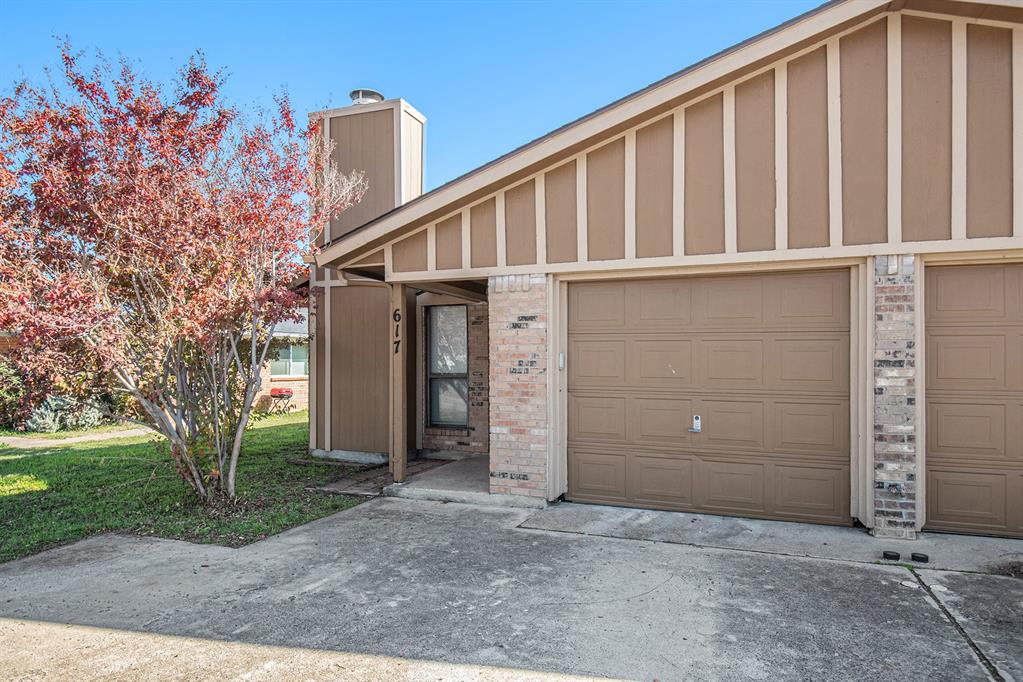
[349,88,384,105]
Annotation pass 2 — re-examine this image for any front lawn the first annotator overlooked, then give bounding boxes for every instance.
[0,411,363,563]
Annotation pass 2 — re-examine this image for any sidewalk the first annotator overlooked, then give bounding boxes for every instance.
[0,428,153,449]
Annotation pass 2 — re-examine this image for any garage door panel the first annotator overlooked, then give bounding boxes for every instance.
[772,400,848,455]
[626,280,693,329]
[569,396,627,442]
[569,450,627,500]
[928,333,1008,391]
[699,461,766,512]
[699,278,765,328]
[774,465,848,519]
[569,340,625,386]
[628,456,694,506]
[699,400,765,450]
[570,283,626,329]
[568,270,851,526]
[926,264,1009,323]
[765,272,849,328]
[699,339,765,388]
[927,469,1008,529]
[927,401,1006,459]
[628,338,694,387]
[770,337,849,393]
[628,397,695,446]
[925,263,1023,538]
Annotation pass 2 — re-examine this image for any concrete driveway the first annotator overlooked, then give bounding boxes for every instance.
[1,497,1021,681]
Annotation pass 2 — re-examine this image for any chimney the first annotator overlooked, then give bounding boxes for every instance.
[318,90,425,243]
[349,88,385,105]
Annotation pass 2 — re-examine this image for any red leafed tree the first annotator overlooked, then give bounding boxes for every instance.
[0,47,366,499]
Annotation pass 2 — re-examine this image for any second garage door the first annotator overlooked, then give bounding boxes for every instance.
[567,269,852,525]
[925,264,1023,538]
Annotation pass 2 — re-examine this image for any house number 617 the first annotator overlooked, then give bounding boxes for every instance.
[392,308,401,354]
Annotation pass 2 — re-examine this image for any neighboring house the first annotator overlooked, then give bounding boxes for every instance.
[309,0,1023,541]
[0,332,14,356]
[255,310,310,411]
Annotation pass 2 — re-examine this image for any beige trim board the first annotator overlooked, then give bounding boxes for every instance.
[1013,27,1022,239]
[951,20,967,242]
[496,192,508,267]
[460,209,471,270]
[723,86,738,254]
[307,267,317,450]
[672,108,685,255]
[535,173,548,266]
[323,279,332,452]
[919,249,1023,264]
[427,224,437,271]
[862,256,876,528]
[384,237,1023,283]
[775,64,789,250]
[900,7,1023,30]
[624,131,637,260]
[546,275,569,501]
[887,13,903,245]
[576,154,588,263]
[914,256,926,530]
[309,97,426,125]
[826,38,843,248]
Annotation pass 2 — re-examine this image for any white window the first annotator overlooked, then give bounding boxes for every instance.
[427,305,469,427]
[271,341,309,377]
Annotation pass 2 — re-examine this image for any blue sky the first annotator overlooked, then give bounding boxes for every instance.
[2,0,819,191]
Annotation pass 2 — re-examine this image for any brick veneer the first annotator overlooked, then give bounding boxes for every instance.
[255,365,309,412]
[872,254,919,539]
[488,274,548,499]
[420,302,490,454]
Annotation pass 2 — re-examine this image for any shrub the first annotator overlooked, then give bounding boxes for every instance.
[24,396,106,433]
[24,397,62,433]
[0,360,27,428]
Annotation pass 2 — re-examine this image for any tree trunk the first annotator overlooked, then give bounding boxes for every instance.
[225,382,258,498]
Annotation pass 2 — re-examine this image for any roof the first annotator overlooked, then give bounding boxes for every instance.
[275,308,309,337]
[316,0,1021,268]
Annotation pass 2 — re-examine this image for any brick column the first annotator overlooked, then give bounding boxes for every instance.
[872,254,919,539]
[488,274,548,500]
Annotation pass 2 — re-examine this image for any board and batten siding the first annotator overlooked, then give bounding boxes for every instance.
[380,10,1021,280]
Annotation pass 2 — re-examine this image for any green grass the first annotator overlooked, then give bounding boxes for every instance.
[0,411,364,563]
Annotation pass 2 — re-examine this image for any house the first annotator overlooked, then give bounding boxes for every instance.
[308,0,1023,540]
[255,310,310,412]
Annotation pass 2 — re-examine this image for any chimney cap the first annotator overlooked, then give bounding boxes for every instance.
[349,88,385,105]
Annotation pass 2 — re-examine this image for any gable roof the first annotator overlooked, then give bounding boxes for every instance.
[316,0,1022,268]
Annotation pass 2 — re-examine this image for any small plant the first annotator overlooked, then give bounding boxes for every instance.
[24,396,105,433]
[64,403,103,430]
[24,396,63,433]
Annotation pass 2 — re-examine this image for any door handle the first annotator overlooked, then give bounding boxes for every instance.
[688,415,702,433]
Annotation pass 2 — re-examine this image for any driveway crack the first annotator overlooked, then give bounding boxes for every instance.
[910,569,1004,682]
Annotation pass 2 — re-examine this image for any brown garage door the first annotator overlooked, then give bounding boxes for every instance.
[925,264,1023,538]
[567,270,851,525]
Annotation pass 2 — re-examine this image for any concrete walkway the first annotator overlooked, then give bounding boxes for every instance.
[521,502,1023,573]
[383,455,545,508]
[0,427,152,449]
[1,496,1021,680]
